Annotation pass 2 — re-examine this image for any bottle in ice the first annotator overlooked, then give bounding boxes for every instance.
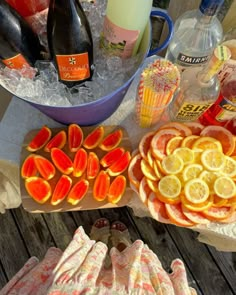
[169,45,231,122]
[47,0,94,87]
[165,0,223,72]
[199,73,236,127]
[0,0,44,69]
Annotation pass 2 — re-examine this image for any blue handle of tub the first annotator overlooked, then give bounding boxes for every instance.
[147,10,174,57]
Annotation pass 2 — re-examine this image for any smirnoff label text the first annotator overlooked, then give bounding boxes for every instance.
[177,53,209,65]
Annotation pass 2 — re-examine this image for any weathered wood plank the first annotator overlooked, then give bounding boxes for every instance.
[166,224,234,295]
[72,209,102,235]
[126,208,201,294]
[11,206,55,259]
[0,209,29,282]
[42,212,78,250]
[0,262,7,289]
[207,247,236,292]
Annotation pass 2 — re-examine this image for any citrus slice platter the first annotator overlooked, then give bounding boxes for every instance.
[128,122,236,227]
[20,125,133,213]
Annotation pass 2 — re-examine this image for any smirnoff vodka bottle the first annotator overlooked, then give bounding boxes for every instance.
[165,0,224,72]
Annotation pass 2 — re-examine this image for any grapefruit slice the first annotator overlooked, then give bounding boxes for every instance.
[51,175,72,206]
[202,206,234,221]
[99,129,123,151]
[128,153,144,189]
[147,192,170,224]
[27,125,52,152]
[159,122,192,136]
[184,122,204,135]
[165,203,195,227]
[151,128,181,160]
[25,177,51,204]
[44,130,67,152]
[200,125,235,156]
[139,131,155,160]
[68,124,83,152]
[181,205,209,224]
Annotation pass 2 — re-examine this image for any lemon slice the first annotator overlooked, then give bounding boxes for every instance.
[158,175,181,199]
[199,170,219,193]
[173,147,194,165]
[193,148,203,164]
[182,164,203,182]
[201,149,225,171]
[213,176,236,199]
[184,178,209,204]
[221,156,236,178]
[161,154,184,175]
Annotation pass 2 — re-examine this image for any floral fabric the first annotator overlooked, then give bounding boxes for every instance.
[1,227,197,295]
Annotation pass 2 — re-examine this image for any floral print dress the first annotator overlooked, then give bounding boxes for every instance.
[1,227,197,295]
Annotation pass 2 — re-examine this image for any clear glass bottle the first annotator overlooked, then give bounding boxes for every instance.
[169,45,231,122]
[165,0,223,72]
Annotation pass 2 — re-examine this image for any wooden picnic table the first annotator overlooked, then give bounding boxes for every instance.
[0,205,236,295]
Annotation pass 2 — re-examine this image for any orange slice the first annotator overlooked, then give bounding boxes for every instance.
[180,135,199,148]
[181,194,213,212]
[68,124,83,152]
[107,151,131,176]
[200,125,235,156]
[44,130,67,152]
[34,155,56,180]
[25,177,51,204]
[51,148,73,175]
[139,131,154,160]
[212,195,228,208]
[159,122,192,136]
[21,155,37,179]
[148,192,170,223]
[156,190,181,205]
[93,171,110,201]
[83,126,104,149]
[139,177,152,204]
[87,152,100,180]
[146,178,159,193]
[99,129,123,151]
[51,175,72,206]
[184,122,204,135]
[73,148,87,177]
[27,125,52,152]
[100,147,125,168]
[127,153,144,189]
[192,136,223,152]
[151,128,181,160]
[141,159,158,181]
[107,175,126,204]
[165,203,195,227]
[67,179,89,205]
[165,136,183,155]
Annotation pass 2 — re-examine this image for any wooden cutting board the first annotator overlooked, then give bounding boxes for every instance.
[20,125,133,213]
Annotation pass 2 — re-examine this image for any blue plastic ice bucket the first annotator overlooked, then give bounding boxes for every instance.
[16,10,174,125]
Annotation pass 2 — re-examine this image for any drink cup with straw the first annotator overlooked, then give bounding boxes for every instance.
[136,59,180,128]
